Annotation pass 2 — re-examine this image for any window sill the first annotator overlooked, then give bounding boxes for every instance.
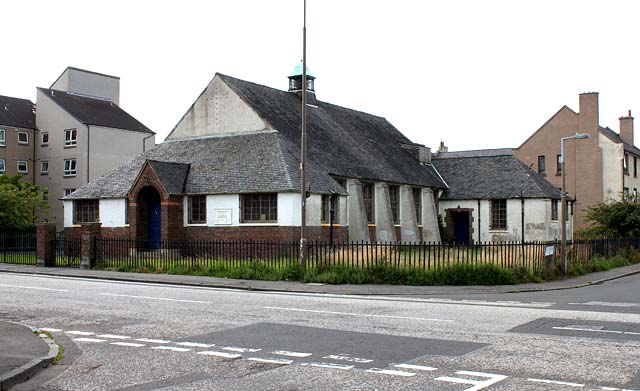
[488,229,508,232]
[185,223,207,227]
[239,222,278,226]
[63,174,77,178]
[367,224,376,227]
[321,223,343,227]
[64,145,77,149]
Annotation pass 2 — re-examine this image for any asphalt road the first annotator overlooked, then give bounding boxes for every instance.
[2,272,639,391]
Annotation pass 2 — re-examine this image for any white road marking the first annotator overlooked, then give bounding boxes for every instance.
[436,370,508,391]
[198,351,241,359]
[573,301,639,308]
[367,368,416,377]
[601,387,619,390]
[265,306,452,322]
[136,338,171,344]
[100,293,211,304]
[421,298,554,308]
[304,362,354,370]
[273,350,312,358]
[527,378,584,387]
[248,357,293,365]
[176,342,212,348]
[151,346,191,352]
[110,342,146,347]
[40,328,62,332]
[73,338,107,343]
[98,334,131,339]
[0,284,68,292]
[65,331,94,336]
[323,354,374,363]
[394,364,438,371]
[552,326,640,336]
[223,346,262,353]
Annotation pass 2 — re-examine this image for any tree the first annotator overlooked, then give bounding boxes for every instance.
[583,199,640,238]
[0,175,48,232]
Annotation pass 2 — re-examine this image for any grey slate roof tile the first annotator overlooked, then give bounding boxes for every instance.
[599,126,640,156]
[38,87,153,133]
[433,154,563,200]
[0,95,35,129]
[148,160,190,194]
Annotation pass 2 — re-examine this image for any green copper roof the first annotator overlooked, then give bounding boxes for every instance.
[289,63,315,78]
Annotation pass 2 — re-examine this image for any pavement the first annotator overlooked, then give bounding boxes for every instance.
[1,261,639,389]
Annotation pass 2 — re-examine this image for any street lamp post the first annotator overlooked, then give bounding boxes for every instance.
[560,133,590,276]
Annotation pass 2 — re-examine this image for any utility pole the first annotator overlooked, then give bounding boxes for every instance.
[299,0,308,271]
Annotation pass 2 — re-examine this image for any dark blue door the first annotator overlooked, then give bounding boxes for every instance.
[148,202,161,249]
[453,212,470,244]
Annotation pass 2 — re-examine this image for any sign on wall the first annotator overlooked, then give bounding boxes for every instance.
[214,209,232,225]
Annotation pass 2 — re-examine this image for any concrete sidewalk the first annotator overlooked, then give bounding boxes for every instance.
[1,262,639,296]
[0,321,57,391]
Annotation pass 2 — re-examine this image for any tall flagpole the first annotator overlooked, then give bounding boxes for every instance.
[299,0,308,271]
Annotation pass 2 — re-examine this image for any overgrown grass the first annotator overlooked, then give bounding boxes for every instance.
[95,248,640,286]
[36,330,64,364]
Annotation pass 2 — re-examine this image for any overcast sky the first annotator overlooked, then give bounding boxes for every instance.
[3,0,639,151]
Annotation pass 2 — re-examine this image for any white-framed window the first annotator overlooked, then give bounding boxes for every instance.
[17,131,28,145]
[40,161,49,174]
[63,188,76,197]
[63,159,77,177]
[41,132,49,145]
[0,159,5,173]
[0,128,5,146]
[64,129,77,147]
[17,160,28,174]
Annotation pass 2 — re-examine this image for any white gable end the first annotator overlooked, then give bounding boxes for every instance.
[166,75,268,140]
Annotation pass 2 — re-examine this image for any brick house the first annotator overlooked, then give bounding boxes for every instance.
[433,149,572,243]
[62,70,446,243]
[514,92,638,229]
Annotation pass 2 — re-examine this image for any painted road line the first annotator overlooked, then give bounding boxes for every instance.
[73,338,107,343]
[136,338,171,344]
[273,350,313,358]
[176,342,212,348]
[305,362,354,370]
[98,334,131,339]
[264,306,452,322]
[527,378,584,387]
[40,328,62,332]
[223,346,262,353]
[421,298,554,308]
[65,331,94,336]
[110,342,146,347]
[0,284,68,292]
[151,346,191,352]
[573,301,639,307]
[248,358,293,365]
[553,326,624,334]
[198,351,242,359]
[394,364,438,371]
[323,354,374,364]
[436,371,508,391]
[367,368,416,377]
[100,293,211,304]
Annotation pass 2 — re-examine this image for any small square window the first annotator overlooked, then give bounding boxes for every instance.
[40,161,49,174]
[0,159,5,173]
[0,129,5,146]
[188,195,207,224]
[41,132,49,145]
[64,188,76,197]
[63,159,77,177]
[17,131,28,145]
[65,129,77,147]
[17,160,28,174]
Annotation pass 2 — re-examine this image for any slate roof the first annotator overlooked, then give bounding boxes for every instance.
[147,160,190,194]
[218,74,446,188]
[38,87,153,133]
[433,154,563,200]
[435,148,513,159]
[66,131,345,199]
[0,95,35,129]
[67,73,446,200]
[599,126,640,156]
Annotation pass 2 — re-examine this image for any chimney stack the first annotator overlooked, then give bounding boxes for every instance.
[620,110,634,146]
[578,92,599,136]
[438,141,448,153]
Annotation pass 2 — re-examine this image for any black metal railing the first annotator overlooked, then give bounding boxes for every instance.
[0,232,36,265]
[93,237,640,273]
[51,237,82,268]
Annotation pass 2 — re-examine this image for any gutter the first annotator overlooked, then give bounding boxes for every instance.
[86,124,90,184]
[142,133,154,152]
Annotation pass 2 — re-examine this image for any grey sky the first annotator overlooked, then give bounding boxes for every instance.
[2,0,639,151]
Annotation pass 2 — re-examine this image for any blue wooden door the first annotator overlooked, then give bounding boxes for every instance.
[148,202,161,249]
[454,212,470,244]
